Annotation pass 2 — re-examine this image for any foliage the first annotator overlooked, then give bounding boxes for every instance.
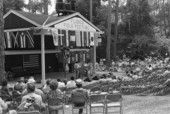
[3,0,25,14]
[75,0,101,21]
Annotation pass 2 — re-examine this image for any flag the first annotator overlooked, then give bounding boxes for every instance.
[98,37,102,46]
[81,31,84,47]
[5,32,12,48]
[90,32,94,46]
[84,32,87,47]
[83,53,85,62]
[70,35,76,48]
[11,32,19,48]
[69,30,76,48]
[86,32,89,47]
[66,30,69,47]
[62,30,66,46]
[26,30,34,48]
[76,31,81,47]
[58,29,64,46]
[19,32,26,48]
[51,29,59,46]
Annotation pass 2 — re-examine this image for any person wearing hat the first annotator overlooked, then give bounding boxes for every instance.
[70,79,89,114]
[19,83,45,111]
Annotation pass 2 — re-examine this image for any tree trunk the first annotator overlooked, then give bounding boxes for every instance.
[43,0,48,15]
[0,0,5,83]
[113,0,119,61]
[106,0,111,69]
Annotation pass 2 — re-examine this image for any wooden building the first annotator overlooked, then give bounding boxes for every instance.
[4,10,102,83]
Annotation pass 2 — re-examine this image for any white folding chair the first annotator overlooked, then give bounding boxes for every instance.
[105,93,123,114]
[89,94,106,114]
[17,111,41,114]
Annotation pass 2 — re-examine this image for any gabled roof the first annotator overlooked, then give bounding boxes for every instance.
[4,10,102,33]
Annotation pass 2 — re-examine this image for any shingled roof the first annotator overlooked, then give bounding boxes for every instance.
[4,10,102,33]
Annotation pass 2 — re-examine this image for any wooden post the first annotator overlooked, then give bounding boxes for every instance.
[0,0,4,83]
[41,34,46,84]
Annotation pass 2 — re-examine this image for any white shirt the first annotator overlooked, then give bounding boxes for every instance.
[66,80,76,88]
[58,82,66,88]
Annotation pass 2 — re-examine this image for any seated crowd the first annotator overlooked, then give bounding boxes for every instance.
[0,73,120,114]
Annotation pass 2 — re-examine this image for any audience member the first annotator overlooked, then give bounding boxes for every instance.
[22,78,45,101]
[14,78,26,92]
[0,80,10,96]
[47,79,63,99]
[71,79,89,114]
[19,83,45,111]
[66,76,76,88]
[0,97,8,113]
[57,79,66,88]
[42,78,51,94]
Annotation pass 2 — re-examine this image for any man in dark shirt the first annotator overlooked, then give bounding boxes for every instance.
[71,79,89,114]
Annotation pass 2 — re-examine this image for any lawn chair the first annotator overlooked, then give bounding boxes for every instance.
[105,93,123,114]
[89,94,106,114]
[48,97,65,114]
[65,87,76,104]
[72,103,88,114]
[17,111,41,114]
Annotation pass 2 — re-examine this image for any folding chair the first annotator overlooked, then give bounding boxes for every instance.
[65,87,76,104]
[72,103,88,114]
[48,97,65,114]
[17,111,41,114]
[89,94,106,114]
[105,93,123,114]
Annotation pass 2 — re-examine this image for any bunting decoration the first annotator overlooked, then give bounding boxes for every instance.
[90,32,94,46]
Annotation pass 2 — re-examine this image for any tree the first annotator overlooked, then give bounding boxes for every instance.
[75,0,101,21]
[3,0,25,14]
[0,0,5,83]
[26,0,51,14]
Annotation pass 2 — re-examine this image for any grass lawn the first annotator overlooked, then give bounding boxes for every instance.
[123,95,170,114]
[59,95,170,114]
